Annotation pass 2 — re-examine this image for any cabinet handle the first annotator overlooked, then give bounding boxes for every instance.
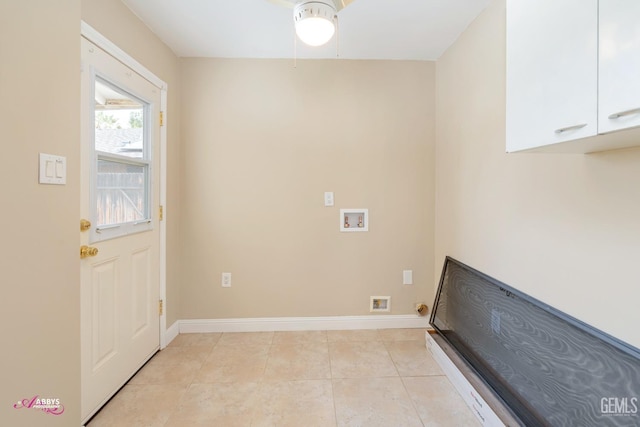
[554,123,587,134]
[608,108,640,120]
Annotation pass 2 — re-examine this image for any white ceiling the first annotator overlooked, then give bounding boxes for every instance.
[122,0,491,60]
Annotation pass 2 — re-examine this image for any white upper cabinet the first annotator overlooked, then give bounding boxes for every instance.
[506,0,598,153]
[506,0,640,153]
[598,0,640,134]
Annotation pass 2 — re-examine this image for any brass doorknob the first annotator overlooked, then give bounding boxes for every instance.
[80,245,99,259]
[80,219,91,232]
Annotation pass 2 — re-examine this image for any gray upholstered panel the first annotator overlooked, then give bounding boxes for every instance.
[431,257,640,427]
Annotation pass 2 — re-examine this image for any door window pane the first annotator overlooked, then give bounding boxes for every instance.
[95,80,145,159]
[96,159,148,226]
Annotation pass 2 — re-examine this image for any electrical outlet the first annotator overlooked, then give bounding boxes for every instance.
[324,191,334,207]
[221,272,231,287]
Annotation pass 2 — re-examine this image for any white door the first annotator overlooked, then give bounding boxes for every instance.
[80,37,161,423]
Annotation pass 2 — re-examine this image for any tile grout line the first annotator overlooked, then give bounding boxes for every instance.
[400,374,427,427]
[390,336,430,427]
[383,339,403,379]
[327,333,340,427]
[161,337,212,427]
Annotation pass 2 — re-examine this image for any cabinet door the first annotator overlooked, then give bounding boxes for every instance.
[506,0,598,152]
[598,0,640,134]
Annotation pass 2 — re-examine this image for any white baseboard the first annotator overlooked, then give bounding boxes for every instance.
[163,320,180,347]
[179,314,430,333]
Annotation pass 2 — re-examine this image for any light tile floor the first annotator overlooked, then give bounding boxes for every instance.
[87,329,480,427]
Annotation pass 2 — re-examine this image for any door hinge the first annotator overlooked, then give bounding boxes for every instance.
[159,111,164,126]
[159,205,164,221]
[159,299,163,316]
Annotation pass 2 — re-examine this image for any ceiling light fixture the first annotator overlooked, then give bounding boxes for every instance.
[293,1,337,47]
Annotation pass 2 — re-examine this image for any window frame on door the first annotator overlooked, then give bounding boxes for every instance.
[90,73,155,243]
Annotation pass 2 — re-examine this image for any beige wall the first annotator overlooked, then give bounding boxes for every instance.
[0,2,180,424]
[180,59,435,318]
[0,1,81,425]
[81,0,182,327]
[435,0,640,348]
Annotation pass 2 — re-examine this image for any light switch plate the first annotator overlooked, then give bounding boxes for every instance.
[39,153,66,185]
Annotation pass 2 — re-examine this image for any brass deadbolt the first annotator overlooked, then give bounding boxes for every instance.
[80,245,99,259]
[80,219,91,232]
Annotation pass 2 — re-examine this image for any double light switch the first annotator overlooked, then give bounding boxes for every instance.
[39,153,66,185]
